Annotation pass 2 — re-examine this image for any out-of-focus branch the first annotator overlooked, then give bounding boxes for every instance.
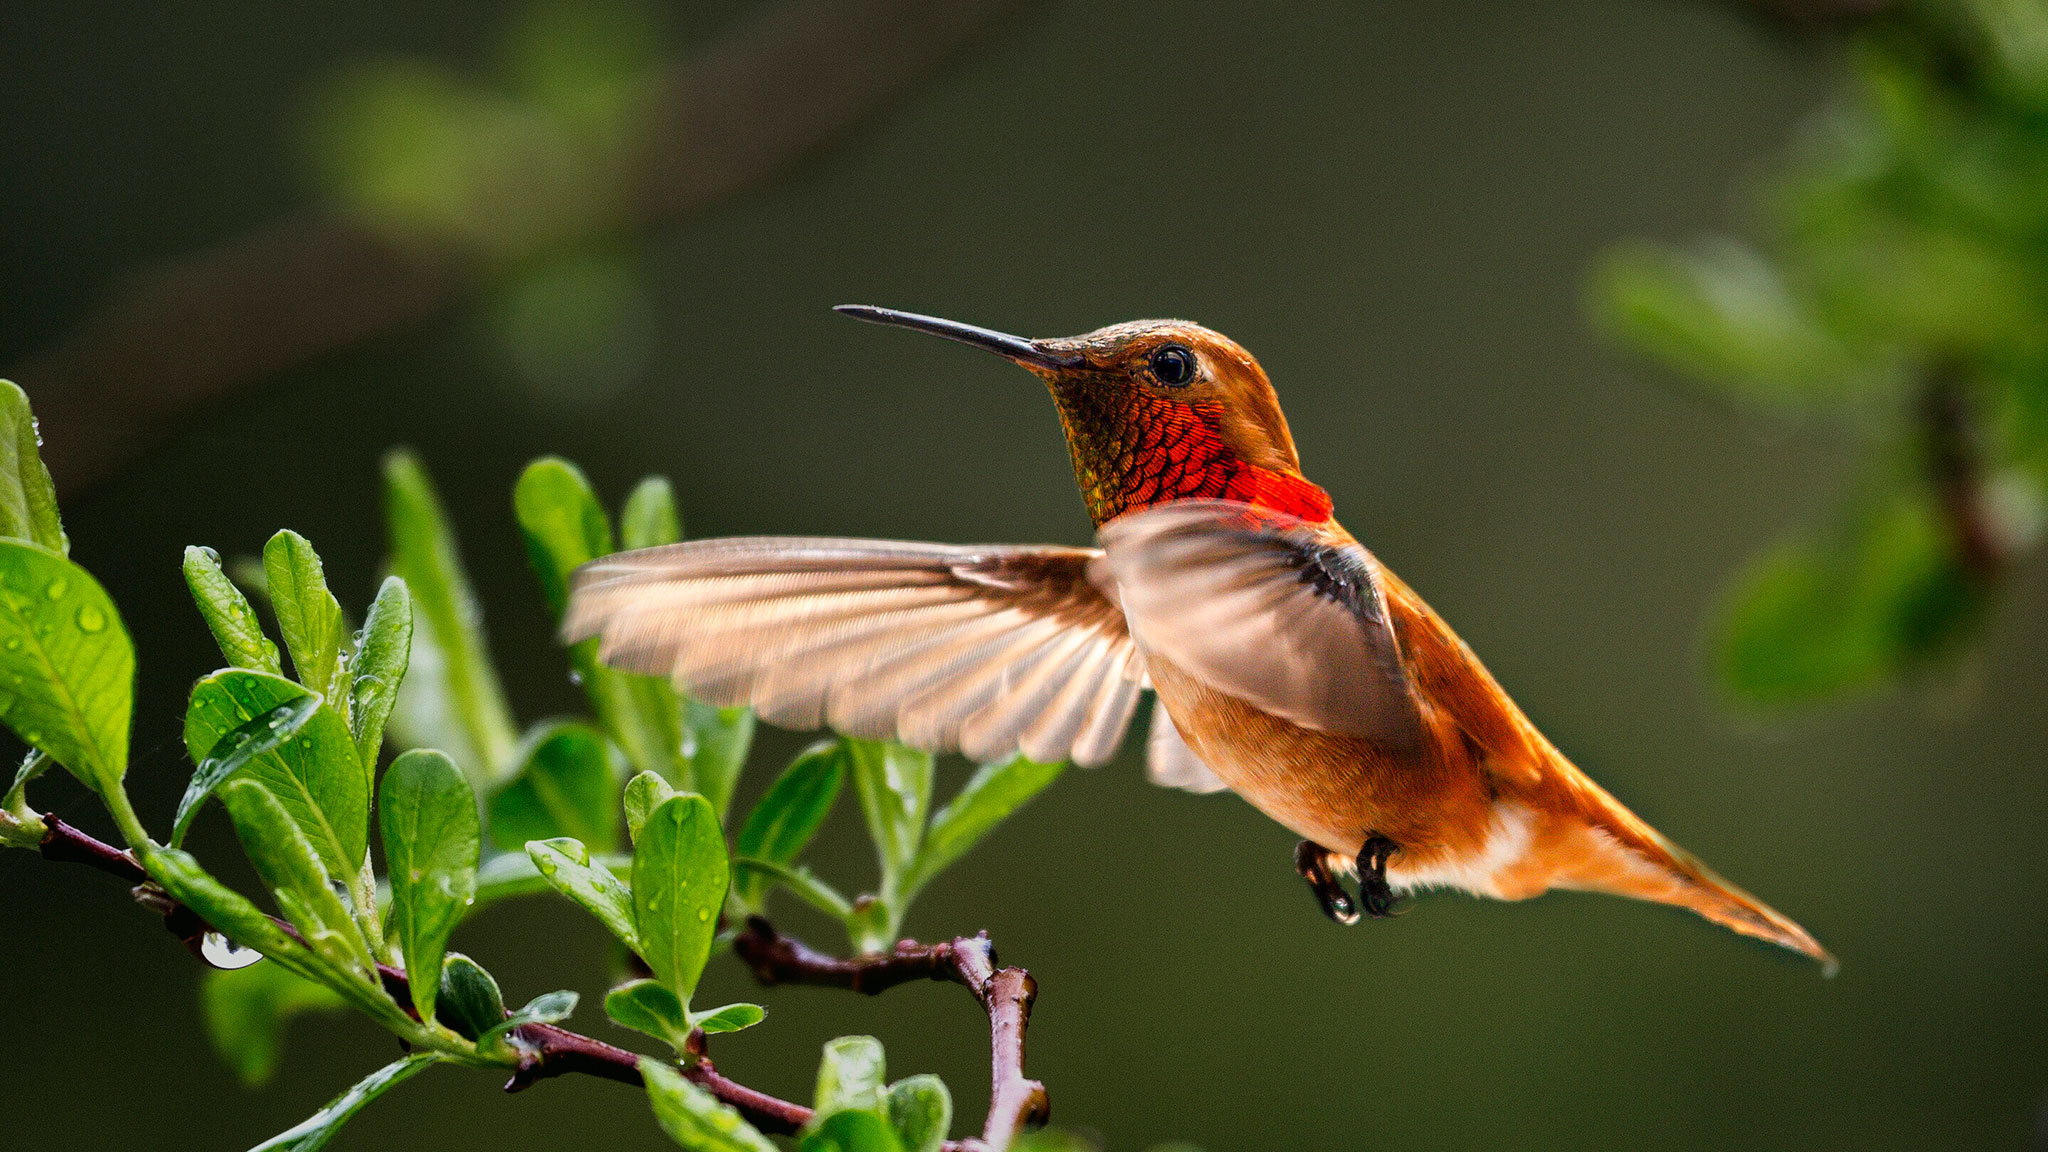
[17,0,1027,494]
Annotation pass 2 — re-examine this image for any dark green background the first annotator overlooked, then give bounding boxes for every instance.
[4,2,2044,1149]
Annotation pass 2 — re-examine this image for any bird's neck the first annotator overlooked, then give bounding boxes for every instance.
[1050,382,1334,526]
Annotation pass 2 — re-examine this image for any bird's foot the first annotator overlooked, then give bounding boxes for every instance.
[1357,834,1399,919]
[1294,840,1360,925]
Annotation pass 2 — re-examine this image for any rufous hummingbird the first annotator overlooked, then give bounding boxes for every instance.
[565,306,1831,967]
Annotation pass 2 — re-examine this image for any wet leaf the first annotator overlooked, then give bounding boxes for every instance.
[632,792,727,1003]
[813,1035,887,1122]
[695,1002,765,1035]
[349,575,413,769]
[185,670,365,877]
[527,836,639,951]
[222,779,375,983]
[847,740,932,888]
[437,953,506,1041]
[885,1075,952,1152]
[0,381,65,554]
[0,541,132,797]
[380,749,480,1021]
[172,695,323,849]
[604,978,690,1048]
[263,531,353,711]
[184,545,283,676]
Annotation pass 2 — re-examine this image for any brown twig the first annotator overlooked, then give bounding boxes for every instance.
[18,0,1028,494]
[33,818,1041,1148]
[735,916,1049,1149]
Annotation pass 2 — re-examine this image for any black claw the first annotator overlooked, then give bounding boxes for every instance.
[1357,834,1400,919]
[1294,840,1361,926]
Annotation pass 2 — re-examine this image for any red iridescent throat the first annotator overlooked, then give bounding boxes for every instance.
[1053,383,1334,525]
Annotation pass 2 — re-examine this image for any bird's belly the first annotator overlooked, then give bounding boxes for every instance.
[1145,651,1513,894]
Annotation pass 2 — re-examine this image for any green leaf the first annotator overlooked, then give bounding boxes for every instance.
[733,741,844,909]
[884,1075,952,1152]
[632,792,728,1003]
[621,476,682,549]
[901,755,1064,902]
[0,541,132,796]
[185,670,366,877]
[641,1057,781,1152]
[732,857,854,921]
[527,836,639,951]
[184,546,283,675]
[847,740,932,888]
[247,1053,438,1152]
[489,720,619,852]
[263,531,352,711]
[516,459,694,787]
[0,382,65,555]
[379,749,480,1022]
[1718,491,1987,707]
[437,953,506,1040]
[349,575,412,768]
[801,1109,905,1152]
[203,959,348,1086]
[172,695,323,848]
[695,1001,765,1035]
[221,780,376,982]
[604,978,691,1048]
[625,768,676,843]
[686,700,755,821]
[514,456,615,620]
[145,847,396,1025]
[384,449,518,787]
[4,748,51,814]
[479,989,579,1042]
[813,1035,887,1122]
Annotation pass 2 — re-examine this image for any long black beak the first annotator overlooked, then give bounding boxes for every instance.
[834,305,1082,370]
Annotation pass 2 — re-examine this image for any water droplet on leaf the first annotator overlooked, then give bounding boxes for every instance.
[200,932,265,970]
[43,577,67,601]
[75,604,106,633]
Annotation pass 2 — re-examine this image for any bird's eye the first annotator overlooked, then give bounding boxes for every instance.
[1149,344,1197,387]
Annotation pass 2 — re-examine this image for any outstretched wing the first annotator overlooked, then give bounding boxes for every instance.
[1096,500,1423,748]
[563,538,1143,766]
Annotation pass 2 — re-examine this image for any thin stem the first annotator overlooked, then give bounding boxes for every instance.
[734,917,1048,1147]
[98,782,156,854]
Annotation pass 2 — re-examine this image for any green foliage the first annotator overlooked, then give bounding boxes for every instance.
[172,696,322,849]
[184,671,365,878]
[0,381,66,555]
[528,835,640,950]
[489,720,620,851]
[437,953,507,1041]
[350,575,413,768]
[813,1035,889,1123]
[733,740,845,911]
[381,749,482,1022]
[384,449,520,787]
[1590,3,2048,709]
[632,792,726,1005]
[885,1075,953,1152]
[203,961,347,1086]
[247,1054,439,1152]
[0,540,132,798]
[0,406,1089,1150]
[184,545,284,676]
[641,1058,781,1152]
[221,780,378,984]
[263,531,353,710]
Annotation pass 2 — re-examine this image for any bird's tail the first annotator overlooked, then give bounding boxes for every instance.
[1551,777,1835,972]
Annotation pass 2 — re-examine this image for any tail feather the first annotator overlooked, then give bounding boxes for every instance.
[1557,783,1835,972]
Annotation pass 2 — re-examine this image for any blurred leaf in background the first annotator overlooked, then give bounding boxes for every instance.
[304,0,664,405]
[1590,0,2048,711]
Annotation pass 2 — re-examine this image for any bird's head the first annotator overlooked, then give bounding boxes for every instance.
[836,306,1332,527]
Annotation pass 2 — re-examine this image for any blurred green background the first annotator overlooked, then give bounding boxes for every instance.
[4,1,2045,1150]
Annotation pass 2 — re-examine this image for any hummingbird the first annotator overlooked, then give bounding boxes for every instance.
[565,305,1831,967]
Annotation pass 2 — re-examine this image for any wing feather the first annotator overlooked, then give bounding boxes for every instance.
[565,538,1142,766]
[1097,501,1423,747]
